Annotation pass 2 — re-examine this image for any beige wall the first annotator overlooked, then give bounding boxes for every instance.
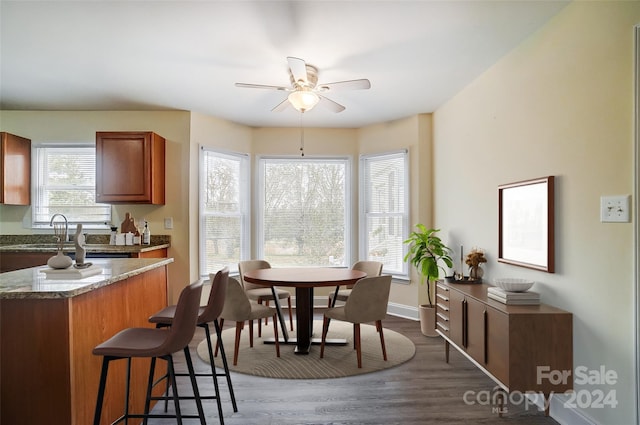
[357,115,434,307]
[188,111,253,297]
[433,2,639,423]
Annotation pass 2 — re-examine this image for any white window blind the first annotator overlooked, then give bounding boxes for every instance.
[257,157,350,267]
[360,150,409,276]
[32,145,111,226]
[199,148,249,276]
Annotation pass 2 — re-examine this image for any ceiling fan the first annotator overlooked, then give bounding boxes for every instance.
[235,56,371,113]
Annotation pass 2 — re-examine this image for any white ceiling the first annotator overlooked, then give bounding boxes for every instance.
[0,0,569,129]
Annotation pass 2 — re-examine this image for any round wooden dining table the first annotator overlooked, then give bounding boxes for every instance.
[242,267,366,354]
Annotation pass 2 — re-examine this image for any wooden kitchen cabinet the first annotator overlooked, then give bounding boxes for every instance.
[436,281,572,414]
[0,252,55,273]
[0,132,31,205]
[96,131,165,204]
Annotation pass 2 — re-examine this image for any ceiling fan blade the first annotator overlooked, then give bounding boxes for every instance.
[287,56,308,85]
[271,97,291,112]
[318,95,346,113]
[317,79,371,92]
[235,82,289,91]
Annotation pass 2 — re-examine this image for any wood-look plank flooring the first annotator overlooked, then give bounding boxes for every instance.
[148,311,559,424]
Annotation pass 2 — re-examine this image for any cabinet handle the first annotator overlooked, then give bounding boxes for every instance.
[436,293,449,302]
[436,312,449,322]
[462,299,468,348]
[483,309,488,364]
[436,302,449,312]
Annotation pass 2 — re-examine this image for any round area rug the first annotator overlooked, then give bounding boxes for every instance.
[196,320,415,379]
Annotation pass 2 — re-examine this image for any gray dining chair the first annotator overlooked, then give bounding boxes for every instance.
[238,260,294,334]
[217,276,280,365]
[328,261,383,307]
[320,274,392,368]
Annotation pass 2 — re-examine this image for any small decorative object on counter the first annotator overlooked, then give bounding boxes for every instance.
[465,247,487,280]
[133,227,141,245]
[120,212,137,234]
[109,226,118,245]
[47,251,73,269]
[125,232,134,245]
[142,220,151,245]
[74,224,87,265]
[47,218,73,269]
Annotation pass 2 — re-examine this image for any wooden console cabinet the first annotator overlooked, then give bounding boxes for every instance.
[96,131,165,204]
[1,132,31,205]
[436,281,572,413]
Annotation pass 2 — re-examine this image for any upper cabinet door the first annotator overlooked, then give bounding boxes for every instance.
[1,132,31,205]
[96,131,165,204]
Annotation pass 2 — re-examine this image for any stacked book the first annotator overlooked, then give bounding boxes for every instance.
[488,287,540,305]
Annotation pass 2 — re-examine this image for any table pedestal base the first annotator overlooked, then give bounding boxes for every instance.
[263,337,347,355]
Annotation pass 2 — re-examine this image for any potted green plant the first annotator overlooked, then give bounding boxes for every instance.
[403,225,453,337]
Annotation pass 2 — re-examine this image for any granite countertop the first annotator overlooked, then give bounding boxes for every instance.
[0,242,170,254]
[0,234,170,254]
[0,258,174,300]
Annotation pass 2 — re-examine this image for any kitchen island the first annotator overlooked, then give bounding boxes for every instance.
[0,258,173,425]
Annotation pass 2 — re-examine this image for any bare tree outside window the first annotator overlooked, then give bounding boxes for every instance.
[199,149,249,275]
[361,151,408,276]
[260,158,348,267]
[33,146,111,226]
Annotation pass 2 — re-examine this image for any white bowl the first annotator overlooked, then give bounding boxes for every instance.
[493,278,534,292]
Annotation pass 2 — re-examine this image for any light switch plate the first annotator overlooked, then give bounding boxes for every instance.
[600,195,630,223]
[164,217,174,229]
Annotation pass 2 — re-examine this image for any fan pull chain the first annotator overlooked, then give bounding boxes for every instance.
[299,112,305,157]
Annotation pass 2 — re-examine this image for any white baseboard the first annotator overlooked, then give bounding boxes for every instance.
[526,392,600,425]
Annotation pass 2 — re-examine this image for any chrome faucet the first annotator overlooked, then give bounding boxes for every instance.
[49,213,69,242]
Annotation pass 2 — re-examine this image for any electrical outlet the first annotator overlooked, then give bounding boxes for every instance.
[164,217,174,229]
[600,195,630,223]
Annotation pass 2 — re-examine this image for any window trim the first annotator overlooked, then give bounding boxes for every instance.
[198,146,250,278]
[255,154,352,267]
[359,149,410,279]
[31,142,111,230]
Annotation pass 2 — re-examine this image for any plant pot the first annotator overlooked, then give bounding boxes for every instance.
[419,304,438,337]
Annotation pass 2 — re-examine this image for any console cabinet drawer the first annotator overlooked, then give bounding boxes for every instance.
[435,283,450,333]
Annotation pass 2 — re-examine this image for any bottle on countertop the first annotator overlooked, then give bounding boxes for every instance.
[133,227,141,245]
[142,221,151,245]
[109,226,118,245]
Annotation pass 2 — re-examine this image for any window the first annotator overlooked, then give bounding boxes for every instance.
[360,150,409,276]
[257,156,350,267]
[199,147,250,276]
[32,145,111,227]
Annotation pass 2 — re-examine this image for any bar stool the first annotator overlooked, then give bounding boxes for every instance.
[149,267,237,423]
[92,280,205,425]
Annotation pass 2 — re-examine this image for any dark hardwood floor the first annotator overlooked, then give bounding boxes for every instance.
[148,311,559,424]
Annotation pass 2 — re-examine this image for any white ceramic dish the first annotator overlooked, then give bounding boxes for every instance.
[493,278,534,292]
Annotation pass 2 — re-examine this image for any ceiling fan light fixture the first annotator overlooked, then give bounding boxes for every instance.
[288,89,319,112]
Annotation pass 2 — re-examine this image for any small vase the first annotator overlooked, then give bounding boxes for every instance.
[47,250,72,269]
[469,266,484,280]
